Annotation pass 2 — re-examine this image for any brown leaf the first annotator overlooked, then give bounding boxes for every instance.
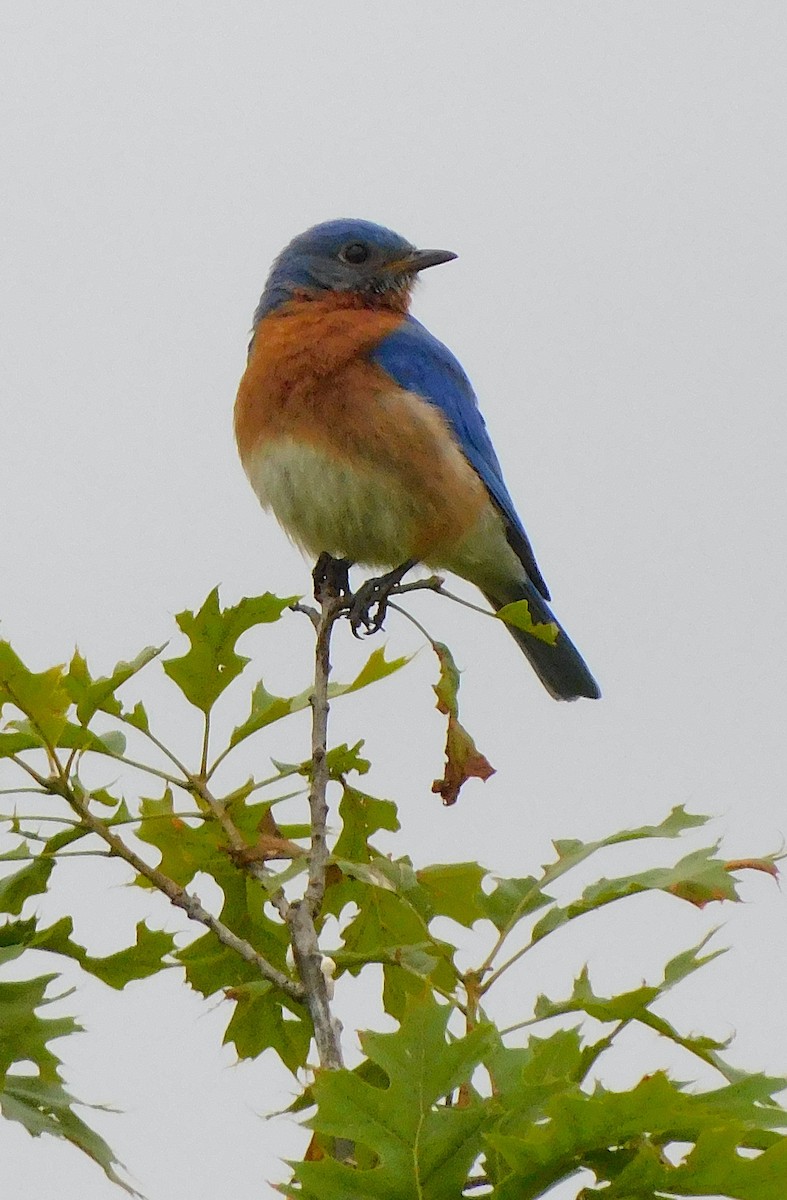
[430,641,495,805]
[227,809,306,864]
[432,714,495,806]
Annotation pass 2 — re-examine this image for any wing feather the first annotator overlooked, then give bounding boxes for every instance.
[371,317,550,600]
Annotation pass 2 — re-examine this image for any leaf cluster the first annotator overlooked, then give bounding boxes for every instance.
[1,588,785,1198]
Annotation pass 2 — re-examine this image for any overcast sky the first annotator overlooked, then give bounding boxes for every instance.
[2,4,786,1198]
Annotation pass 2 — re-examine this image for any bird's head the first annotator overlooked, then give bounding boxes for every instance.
[253,219,456,324]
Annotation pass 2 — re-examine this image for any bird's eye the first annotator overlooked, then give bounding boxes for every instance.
[340,242,370,265]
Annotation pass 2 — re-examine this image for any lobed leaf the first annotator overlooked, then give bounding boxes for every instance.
[64,646,163,726]
[0,938,135,1193]
[223,980,312,1074]
[0,642,70,747]
[487,1068,787,1199]
[163,587,295,713]
[530,844,762,947]
[415,862,486,928]
[0,857,55,916]
[479,875,553,933]
[228,646,410,754]
[290,995,495,1199]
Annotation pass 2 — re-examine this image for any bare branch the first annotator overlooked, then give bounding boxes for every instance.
[287,586,346,1073]
[303,594,343,917]
[288,900,343,1070]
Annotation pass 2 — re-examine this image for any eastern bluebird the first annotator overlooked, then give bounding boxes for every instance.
[235,219,600,701]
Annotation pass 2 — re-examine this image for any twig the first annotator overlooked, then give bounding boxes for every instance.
[303,595,342,917]
[186,772,293,921]
[289,589,346,1073]
[10,754,303,1000]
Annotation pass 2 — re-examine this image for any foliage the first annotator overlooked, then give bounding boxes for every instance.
[0,587,785,1198]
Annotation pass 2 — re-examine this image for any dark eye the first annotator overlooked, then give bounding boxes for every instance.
[340,241,370,265]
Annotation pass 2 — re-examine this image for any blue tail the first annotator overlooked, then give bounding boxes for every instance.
[483,579,600,701]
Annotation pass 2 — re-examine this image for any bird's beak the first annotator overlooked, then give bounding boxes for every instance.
[392,247,458,275]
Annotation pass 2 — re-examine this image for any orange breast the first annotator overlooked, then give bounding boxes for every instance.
[234,297,404,460]
[234,297,488,563]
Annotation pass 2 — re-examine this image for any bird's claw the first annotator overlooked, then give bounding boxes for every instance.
[346,560,416,638]
[348,577,391,637]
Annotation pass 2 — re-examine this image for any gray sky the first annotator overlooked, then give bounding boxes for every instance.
[1,3,786,1197]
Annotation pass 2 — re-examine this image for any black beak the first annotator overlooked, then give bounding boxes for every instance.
[396,247,458,274]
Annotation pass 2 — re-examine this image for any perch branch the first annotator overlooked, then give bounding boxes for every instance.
[288,586,346,1071]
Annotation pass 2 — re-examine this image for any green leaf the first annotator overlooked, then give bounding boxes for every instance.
[223,980,312,1074]
[416,862,487,927]
[38,919,175,989]
[0,641,70,746]
[134,787,223,887]
[531,844,748,946]
[228,646,410,752]
[479,875,553,932]
[123,700,150,732]
[163,588,295,712]
[0,959,135,1193]
[334,859,398,891]
[0,730,46,757]
[324,786,400,918]
[334,786,399,858]
[0,1076,137,1195]
[229,680,303,748]
[487,1069,787,1200]
[335,859,460,1019]
[339,880,431,970]
[530,936,734,1078]
[0,858,54,915]
[496,599,559,644]
[291,995,495,1199]
[546,805,709,877]
[0,913,174,989]
[64,645,163,725]
[487,1027,590,1116]
[477,809,714,955]
[328,646,411,695]
[613,1125,787,1199]
[325,742,370,779]
[177,869,291,1001]
[273,742,372,784]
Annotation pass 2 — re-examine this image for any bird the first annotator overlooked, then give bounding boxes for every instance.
[234,218,600,701]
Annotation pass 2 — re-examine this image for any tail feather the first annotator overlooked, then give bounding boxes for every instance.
[484,580,600,701]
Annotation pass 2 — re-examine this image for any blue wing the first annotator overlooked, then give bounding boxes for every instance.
[371,316,550,600]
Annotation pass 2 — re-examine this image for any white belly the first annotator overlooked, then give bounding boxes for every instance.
[244,436,525,592]
[243,439,422,566]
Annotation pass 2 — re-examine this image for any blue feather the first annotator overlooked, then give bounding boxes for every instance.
[371,317,551,600]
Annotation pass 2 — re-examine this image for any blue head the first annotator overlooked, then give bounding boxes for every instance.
[253,218,456,324]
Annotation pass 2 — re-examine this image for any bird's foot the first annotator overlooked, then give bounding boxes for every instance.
[312,553,352,602]
[348,560,416,637]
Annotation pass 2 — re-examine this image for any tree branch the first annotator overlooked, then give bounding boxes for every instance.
[11,755,303,1000]
[288,587,346,1073]
[303,594,342,917]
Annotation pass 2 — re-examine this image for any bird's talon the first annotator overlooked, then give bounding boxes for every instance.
[348,584,386,637]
